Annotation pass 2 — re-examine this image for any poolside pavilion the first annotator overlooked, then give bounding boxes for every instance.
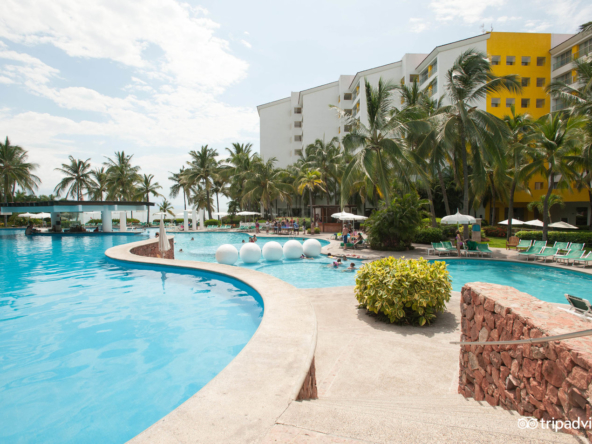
[0,200,155,232]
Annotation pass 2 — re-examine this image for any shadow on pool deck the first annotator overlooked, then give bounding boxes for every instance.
[261,287,580,444]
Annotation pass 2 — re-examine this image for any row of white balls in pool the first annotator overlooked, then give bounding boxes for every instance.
[216,239,322,265]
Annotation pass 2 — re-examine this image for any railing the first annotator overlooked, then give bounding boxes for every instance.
[419,71,429,85]
[451,328,592,346]
[553,54,573,71]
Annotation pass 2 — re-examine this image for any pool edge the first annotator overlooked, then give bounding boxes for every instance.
[105,237,318,444]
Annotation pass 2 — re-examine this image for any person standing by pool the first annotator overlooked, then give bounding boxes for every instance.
[456,230,462,256]
[342,226,349,244]
[265,220,270,234]
[255,221,260,234]
[293,220,299,234]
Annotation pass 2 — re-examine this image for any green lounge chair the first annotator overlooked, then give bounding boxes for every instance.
[518,245,544,260]
[558,294,592,320]
[515,239,532,252]
[429,242,451,256]
[574,252,592,268]
[463,240,480,257]
[553,241,570,252]
[476,243,493,257]
[534,247,559,262]
[555,249,584,265]
[441,241,457,252]
[570,243,585,251]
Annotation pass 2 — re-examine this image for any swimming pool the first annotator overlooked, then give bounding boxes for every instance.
[170,232,592,302]
[0,229,263,444]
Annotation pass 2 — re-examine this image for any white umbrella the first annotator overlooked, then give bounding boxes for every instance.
[18,213,37,218]
[337,214,367,221]
[524,219,544,227]
[440,210,476,225]
[36,212,51,219]
[158,218,171,253]
[331,211,356,219]
[549,221,578,229]
[236,211,260,216]
[498,219,524,226]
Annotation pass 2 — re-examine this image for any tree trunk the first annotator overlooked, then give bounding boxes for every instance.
[490,184,496,226]
[460,136,469,239]
[437,168,450,215]
[588,188,592,230]
[183,191,187,210]
[507,180,517,241]
[426,186,437,228]
[205,185,212,220]
[216,192,220,220]
[309,188,314,232]
[542,170,554,242]
[147,194,150,225]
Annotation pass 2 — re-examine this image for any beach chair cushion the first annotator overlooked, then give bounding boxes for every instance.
[441,241,456,251]
[476,243,493,254]
[553,241,570,251]
[536,247,558,257]
[516,239,531,250]
[570,243,585,251]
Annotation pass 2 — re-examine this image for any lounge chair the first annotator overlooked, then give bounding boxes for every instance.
[570,243,585,251]
[463,240,480,257]
[518,245,544,260]
[441,241,457,252]
[506,236,520,250]
[429,242,452,256]
[515,239,532,252]
[555,249,584,265]
[476,243,493,257]
[558,294,592,320]
[534,247,559,263]
[553,241,570,253]
[574,252,592,268]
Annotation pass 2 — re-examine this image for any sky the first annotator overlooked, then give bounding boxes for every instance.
[0,0,590,212]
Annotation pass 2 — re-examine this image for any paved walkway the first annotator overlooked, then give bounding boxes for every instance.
[261,287,581,444]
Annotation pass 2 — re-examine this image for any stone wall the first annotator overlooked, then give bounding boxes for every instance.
[459,283,592,437]
[297,357,318,400]
[130,238,175,260]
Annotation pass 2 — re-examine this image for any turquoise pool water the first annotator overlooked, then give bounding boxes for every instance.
[0,229,263,444]
[171,232,592,302]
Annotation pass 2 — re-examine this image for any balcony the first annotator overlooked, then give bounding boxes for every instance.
[553,54,573,71]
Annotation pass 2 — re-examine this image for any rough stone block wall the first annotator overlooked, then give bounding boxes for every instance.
[130,239,175,260]
[297,357,318,401]
[459,283,592,437]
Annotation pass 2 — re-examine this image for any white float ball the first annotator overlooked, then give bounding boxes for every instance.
[262,241,283,261]
[216,244,238,265]
[240,243,261,264]
[283,239,303,259]
[303,239,322,257]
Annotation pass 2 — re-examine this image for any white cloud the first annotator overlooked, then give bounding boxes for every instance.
[524,20,552,33]
[429,0,506,24]
[240,39,252,49]
[539,0,592,32]
[409,18,429,33]
[244,31,250,35]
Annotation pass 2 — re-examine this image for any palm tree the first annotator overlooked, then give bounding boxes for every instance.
[502,106,536,239]
[54,156,95,200]
[296,168,326,222]
[527,194,565,219]
[304,137,343,204]
[339,78,415,204]
[211,175,229,219]
[185,145,218,219]
[529,113,585,240]
[135,174,162,225]
[0,137,40,214]
[158,199,176,218]
[89,167,108,201]
[436,49,522,217]
[169,167,192,210]
[189,184,215,214]
[104,151,141,201]
[241,157,293,217]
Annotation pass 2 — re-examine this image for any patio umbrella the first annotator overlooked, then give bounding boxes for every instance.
[549,221,578,229]
[331,211,355,219]
[236,211,260,222]
[440,210,476,225]
[524,219,544,227]
[498,219,524,226]
[158,218,171,254]
[18,212,36,219]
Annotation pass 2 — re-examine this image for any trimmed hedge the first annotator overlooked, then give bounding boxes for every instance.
[355,257,452,326]
[204,219,221,226]
[414,227,445,244]
[516,230,592,244]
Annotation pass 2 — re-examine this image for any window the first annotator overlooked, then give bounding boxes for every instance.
[344,125,352,133]
[294,107,302,114]
[419,69,429,85]
[430,60,438,74]
[294,121,302,128]
[521,77,530,87]
[537,57,546,66]
[344,109,352,116]
[506,56,515,66]
[521,98,530,108]
[491,55,501,65]
[553,52,572,70]
[521,56,531,66]
[409,74,419,83]
[294,149,303,156]
[536,99,545,108]
[536,77,546,87]
[534,182,543,190]
[343,93,352,100]
[556,72,573,85]
[294,135,302,142]
[491,98,501,108]
[506,98,515,107]
[579,38,592,58]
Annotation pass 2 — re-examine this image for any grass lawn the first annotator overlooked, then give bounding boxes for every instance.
[482,237,507,249]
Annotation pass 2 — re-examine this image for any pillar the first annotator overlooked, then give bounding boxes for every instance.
[119,211,126,232]
[199,209,204,230]
[50,212,62,232]
[192,209,198,231]
[184,210,189,232]
[102,210,112,232]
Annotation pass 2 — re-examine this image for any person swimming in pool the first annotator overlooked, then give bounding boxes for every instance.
[332,258,343,268]
[191,237,194,241]
[343,262,356,272]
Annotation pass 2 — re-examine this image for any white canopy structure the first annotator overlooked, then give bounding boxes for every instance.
[440,210,476,225]
[524,219,544,227]
[236,211,260,216]
[337,214,367,221]
[331,211,356,219]
[498,219,524,226]
[549,221,578,229]
[158,218,171,253]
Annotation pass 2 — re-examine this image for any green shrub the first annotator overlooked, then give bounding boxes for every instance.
[355,257,452,326]
[516,230,592,244]
[483,226,507,238]
[364,193,428,250]
[414,227,444,244]
[314,227,321,234]
[204,219,221,226]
